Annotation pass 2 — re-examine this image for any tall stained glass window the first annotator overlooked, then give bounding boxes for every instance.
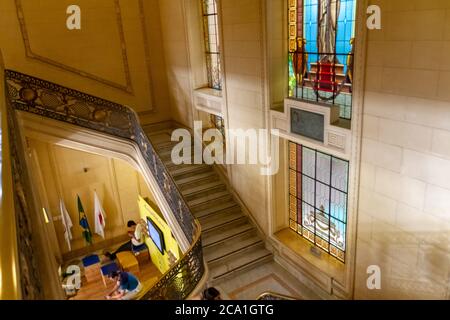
[289,141,349,262]
[288,0,356,120]
[202,0,222,90]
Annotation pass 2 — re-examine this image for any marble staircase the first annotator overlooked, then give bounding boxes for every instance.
[145,129,273,283]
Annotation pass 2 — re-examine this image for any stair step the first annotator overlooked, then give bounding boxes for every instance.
[193,201,240,218]
[163,158,196,169]
[181,176,224,193]
[183,180,224,195]
[187,190,231,207]
[183,182,227,201]
[199,210,246,232]
[145,131,171,142]
[196,205,242,223]
[155,139,193,151]
[158,147,174,158]
[209,246,272,281]
[177,171,219,190]
[169,164,212,180]
[204,231,263,263]
[189,194,235,213]
[162,158,179,169]
[160,148,202,161]
[202,220,254,247]
[154,140,177,151]
[163,157,206,169]
[208,241,266,269]
[163,158,206,169]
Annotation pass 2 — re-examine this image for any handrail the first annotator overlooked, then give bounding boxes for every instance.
[0,60,22,299]
[5,70,195,243]
[139,220,204,300]
[4,70,203,299]
[3,72,44,299]
[257,291,299,300]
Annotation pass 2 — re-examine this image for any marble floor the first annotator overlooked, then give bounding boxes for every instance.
[209,261,331,300]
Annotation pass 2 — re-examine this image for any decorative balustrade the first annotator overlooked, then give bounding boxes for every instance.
[4,70,203,299]
[5,70,195,242]
[3,73,43,299]
[142,221,204,300]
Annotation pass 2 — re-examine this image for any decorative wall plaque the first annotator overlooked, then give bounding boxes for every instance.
[291,108,325,142]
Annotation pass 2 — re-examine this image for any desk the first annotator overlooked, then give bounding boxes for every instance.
[116,252,140,276]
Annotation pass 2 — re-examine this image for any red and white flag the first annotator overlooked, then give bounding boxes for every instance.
[94,191,106,239]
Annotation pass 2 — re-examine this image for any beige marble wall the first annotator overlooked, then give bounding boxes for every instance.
[220,0,270,233]
[150,0,450,299]
[355,0,450,299]
[266,0,286,108]
[27,138,154,256]
[0,0,171,125]
[157,0,194,128]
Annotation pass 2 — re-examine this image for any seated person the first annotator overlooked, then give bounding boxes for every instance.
[105,219,147,260]
[129,219,147,254]
[106,271,142,300]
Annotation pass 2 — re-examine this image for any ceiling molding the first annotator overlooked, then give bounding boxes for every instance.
[15,0,134,94]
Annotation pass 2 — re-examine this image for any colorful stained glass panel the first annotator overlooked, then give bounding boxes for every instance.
[316,152,331,184]
[332,157,349,192]
[289,0,357,120]
[288,141,349,262]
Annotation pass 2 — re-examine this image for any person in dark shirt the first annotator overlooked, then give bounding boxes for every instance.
[203,287,222,300]
[106,271,142,300]
[104,220,147,260]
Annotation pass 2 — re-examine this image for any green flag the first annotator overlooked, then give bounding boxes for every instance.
[77,195,92,245]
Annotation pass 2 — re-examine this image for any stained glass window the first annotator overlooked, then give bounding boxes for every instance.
[289,141,349,262]
[202,0,222,90]
[288,0,356,120]
[210,114,225,138]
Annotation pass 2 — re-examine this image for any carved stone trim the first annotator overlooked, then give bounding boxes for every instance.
[15,0,133,93]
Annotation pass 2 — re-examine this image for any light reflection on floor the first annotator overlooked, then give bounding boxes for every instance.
[211,261,331,300]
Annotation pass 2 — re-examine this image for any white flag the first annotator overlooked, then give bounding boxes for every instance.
[94,191,106,239]
[60,199,73,251]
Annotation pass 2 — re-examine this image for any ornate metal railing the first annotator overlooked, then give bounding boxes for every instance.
[5,70,195,242]
[257,292,298,300]
[3,72,43,299]
[141,221,204,300]
[4,70,203,299]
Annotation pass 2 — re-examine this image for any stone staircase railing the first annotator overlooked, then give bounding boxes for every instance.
[4,70,203,299]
